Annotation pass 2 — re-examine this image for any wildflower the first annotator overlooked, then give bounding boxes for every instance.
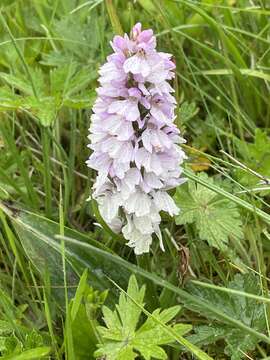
[87,23,186,254]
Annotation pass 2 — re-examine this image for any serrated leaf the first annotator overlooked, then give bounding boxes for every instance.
[63,94,93,109]
[174,172,243,250]
[50,63,91,97]
[0,73,33,95]
[24,330,43,350]
[186,274,267,359]
[1,346,51,359]
[0,67,46,98]
[0,87,22,111]
[179,101,199,124]
[236,129,270,190]
[95,275,192,360]
[65,66,96,96]
[50,64,76,94]
[23,96,58,126]
[0,320,13,336]
[117,275,146,335]
[186,324,229,347]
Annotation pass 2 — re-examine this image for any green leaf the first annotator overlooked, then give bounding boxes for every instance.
[69,270,108,359]
[0,320,13,335]
[95,275,192,360]
[50,64,95,98]
[174,172,243,250]
[186,324,229,347]
[183,168,270,224]
[0,66,45,99]
[236,129,270,189]
[179,101,199,124]
[63,94,94,109]
[0,202,269,353]
[0,87,22,111]
[66,66,96,96]
[71,269,88,321]
[23,96,58,126]
[1,346,51,360]
[0,73,33,96]
[24,330,44,350]
[71,304,97,360]
[49,63,77,96]
[0,202,126,305]
[186,274,267,359]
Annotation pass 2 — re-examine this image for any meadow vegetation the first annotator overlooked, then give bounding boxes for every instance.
[0,0,270,359]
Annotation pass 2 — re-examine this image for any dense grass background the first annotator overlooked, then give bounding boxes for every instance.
[0,0,270,359]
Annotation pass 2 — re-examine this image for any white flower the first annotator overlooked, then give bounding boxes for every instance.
[124,190,152,217]
[122,216,153,255]
[153,191,179,216]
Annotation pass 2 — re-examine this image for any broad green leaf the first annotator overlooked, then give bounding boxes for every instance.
[0,202,126,303]
[174,172,243,250]
[63,94,94,109]
[186,324,229,347]
[66,66,96,96]
[50,64,95,98]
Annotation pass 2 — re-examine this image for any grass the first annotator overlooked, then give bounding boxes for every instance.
[0,0,270,359]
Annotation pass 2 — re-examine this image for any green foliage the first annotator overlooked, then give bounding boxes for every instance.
[0,0,270,359]
[186,274,267,359]
[236,129,270,189]
[0,329,49,358]
[95,275,192,360]
[70,270,108,359]
[174,172,243,251]
[179,101,199,124]
[2,203,129,304]
[0,64,95,126]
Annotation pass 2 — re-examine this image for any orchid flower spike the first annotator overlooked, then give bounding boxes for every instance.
[87,23,186,255]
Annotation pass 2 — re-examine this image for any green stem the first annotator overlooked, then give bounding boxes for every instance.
[136,253,159,311]
[41,127,52,218]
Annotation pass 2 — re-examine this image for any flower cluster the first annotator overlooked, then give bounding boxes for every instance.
[87,23,186,255]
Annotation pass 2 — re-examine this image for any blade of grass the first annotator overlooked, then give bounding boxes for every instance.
[105,0,123,35]
[60,185,75,360]
[41,127,52,217]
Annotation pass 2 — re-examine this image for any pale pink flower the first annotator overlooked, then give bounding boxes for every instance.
[87,23,186,254]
